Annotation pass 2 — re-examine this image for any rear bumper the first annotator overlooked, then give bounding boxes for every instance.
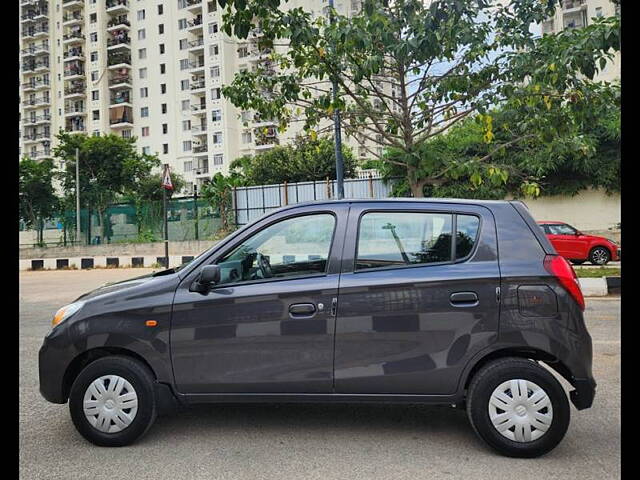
[570,377,596,410]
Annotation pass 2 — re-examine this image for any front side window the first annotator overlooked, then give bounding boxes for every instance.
[215,214,336,285]
[356,212,453,270]
[548,223,577,235]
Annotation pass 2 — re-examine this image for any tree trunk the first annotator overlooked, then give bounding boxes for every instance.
[410,181,425,198]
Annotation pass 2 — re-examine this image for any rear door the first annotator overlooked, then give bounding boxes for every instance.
[334,202,500,395]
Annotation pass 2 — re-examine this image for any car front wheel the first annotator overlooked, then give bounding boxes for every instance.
[68,355,157,447]
[589,247,611,265]
[466,357,570,458]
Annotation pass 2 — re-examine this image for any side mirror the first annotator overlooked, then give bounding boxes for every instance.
[200,264,221,284]
[190,265,221,293]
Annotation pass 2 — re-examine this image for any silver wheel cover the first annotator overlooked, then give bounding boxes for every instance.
[592,248,608,264]
[83,375,139,433]
[488,379,553,442]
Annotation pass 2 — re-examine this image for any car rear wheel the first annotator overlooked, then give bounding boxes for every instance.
[466,357,570,458]
[589,247,611,265]
[69,356,157,447]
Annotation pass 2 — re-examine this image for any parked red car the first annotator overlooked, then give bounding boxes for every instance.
[537,221,620,265]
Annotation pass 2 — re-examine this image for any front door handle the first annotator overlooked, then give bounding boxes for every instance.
[450,292,479,307]
[289,303,317,318]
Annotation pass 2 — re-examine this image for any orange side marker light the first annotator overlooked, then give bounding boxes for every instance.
[146,320,158,327]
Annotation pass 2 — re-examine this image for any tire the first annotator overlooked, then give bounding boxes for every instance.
[570,260,585,265]
[466,357,570,458]
[69,356,157,447]
[589,247,611,265]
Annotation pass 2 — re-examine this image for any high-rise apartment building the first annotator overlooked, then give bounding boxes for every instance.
[19,0,373,193]
[541,0,620,82]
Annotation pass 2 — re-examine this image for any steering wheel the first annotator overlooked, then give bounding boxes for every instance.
[256,253,273,278]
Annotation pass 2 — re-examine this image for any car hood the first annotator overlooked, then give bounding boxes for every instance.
[74,269,176,302]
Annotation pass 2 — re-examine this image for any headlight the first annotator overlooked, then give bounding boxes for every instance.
[607,238,619,246]
[52,301,85,328]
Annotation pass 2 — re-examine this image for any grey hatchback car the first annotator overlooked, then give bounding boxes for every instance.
[39,199,595,457]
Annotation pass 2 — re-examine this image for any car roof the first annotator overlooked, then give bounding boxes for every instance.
[272,197,520,211]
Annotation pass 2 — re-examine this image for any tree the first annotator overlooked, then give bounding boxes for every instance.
[219,0,620,197]
[376,91,620,199]
[230,135,357,185]
[53,132,159,243]
[200,173,244,235]
[121,172,187,241]
[19,157,60,246]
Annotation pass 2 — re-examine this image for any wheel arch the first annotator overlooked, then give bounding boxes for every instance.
[62,347,158,402]
[461,346,574,393]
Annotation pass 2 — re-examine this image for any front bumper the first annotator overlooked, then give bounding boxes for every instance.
[570,377,596,410]
[38,331,72,404]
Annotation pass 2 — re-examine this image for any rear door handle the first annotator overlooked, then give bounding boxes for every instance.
[450,292,479,307]
[289,303,317,318]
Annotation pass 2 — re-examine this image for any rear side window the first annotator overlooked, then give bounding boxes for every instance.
[356,212,453,270]
[456,215,480,259]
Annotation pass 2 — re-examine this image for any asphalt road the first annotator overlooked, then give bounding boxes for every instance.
[19,269,621,479]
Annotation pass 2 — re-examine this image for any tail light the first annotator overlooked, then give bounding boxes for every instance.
[544,255,585,311]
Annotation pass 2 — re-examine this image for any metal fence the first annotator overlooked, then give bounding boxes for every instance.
[19,196,222,247]
[233,176,399,226]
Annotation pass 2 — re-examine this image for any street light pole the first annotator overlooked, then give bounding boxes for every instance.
[75,148,80,244]
[193,181,199,241]
[328,0,345,200]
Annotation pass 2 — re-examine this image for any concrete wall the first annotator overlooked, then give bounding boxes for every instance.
[513,189,621,241]
[19,240,217,260]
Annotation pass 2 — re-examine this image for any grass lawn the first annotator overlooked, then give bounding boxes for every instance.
[575,267,621,278]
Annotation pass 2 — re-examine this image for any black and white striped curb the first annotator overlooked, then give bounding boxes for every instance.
[20,255,196,271]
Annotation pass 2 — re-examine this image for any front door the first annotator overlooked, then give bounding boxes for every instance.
[170,206,347,394]
[334,203,500,395]
[547,223,585,259]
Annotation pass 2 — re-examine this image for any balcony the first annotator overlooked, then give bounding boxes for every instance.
[188,38,204,52]
[191,125,207,135]
[21,44,49,57]
[186,0,203,12]
[32,24,49,38]
[190,79,206,92]
[23,114,51,125]
[23,96,51,109]
[107,16,130,31]
[189,60,205,72]
[62,0,84,8]
[23,79,50,91]
[107,35,131,50]
[21,9,48,22]
[65,118,86,133]
[63,47,84,61]
[187,17,203,31]
[63,31,85,45]
[22,59,49,74]
[106,0,129,15]
[562,0,586,11]
[193,144,208,154]
[65,103,86,116]
[191,103,207,115]
[22,132,51,144]
[64,62,84,79]
[110,106,133,128]
[26,149,52,159]
[62,13,83,25]
[64,81,86,98]
[109,91,131,106]
[108,74,132,89]
[108,52,131,68]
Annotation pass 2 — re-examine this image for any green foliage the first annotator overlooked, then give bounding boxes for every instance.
[230,135,356,185]
[19,157,60,245]
[219,0,620,197]
[200,173,244,233]
[53,132,159,241]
